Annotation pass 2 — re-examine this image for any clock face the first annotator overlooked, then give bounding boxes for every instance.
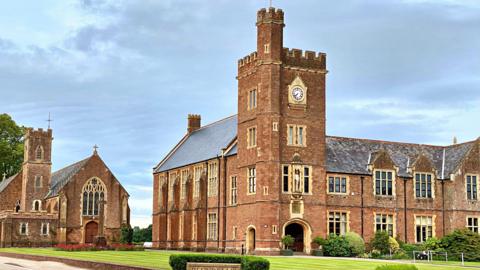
[292,87,304,101]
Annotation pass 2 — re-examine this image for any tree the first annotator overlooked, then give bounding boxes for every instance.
[132,225,152,243]
[0,114,24,179]
[120,224,133,244]
[281,235,294,250]
[440,229,480,261]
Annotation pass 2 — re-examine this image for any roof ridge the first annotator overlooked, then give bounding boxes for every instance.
[326,135,475,148]
[192,114,237,133]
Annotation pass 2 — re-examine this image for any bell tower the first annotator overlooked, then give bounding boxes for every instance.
[237,7,327,253]
[21,128,53,212]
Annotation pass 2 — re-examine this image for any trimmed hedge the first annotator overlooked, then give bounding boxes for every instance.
[375,265,418,270]
[169,254,269,270]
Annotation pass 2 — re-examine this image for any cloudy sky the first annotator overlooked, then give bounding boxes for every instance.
[1,0,479,227]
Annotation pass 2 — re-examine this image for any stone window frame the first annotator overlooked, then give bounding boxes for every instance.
[373,169,396,197]
[414,172,435,199]
[193,165,203,198]
[208,162,218,197]
[247,126,257,149]
[281,164,313,195]
[272,225,278,235]
[180,169,189,200]
[32,200,42,212]
[82,177,106,217]
[466,216,480,233]
[230,175,238,205]
[248,88,257,110]
[287,124,307,147]
[158,175,165,208]
[247,167,256,195]
[35,145,44,161]
[192,213,197,241]
[34,175,43,189]
[414,215,435,243]
[168,172,177,202]
[466,174,479,201]
[327,174,349,195]
[374,212,396,237]
[19,222,28,235]
[327,210,350,236]
[40,222,49,236]
[207,212,218,241]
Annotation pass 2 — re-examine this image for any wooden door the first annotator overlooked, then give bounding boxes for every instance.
[84,222,98,244]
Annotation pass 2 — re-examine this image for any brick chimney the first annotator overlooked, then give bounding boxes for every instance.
[187,114,201,133]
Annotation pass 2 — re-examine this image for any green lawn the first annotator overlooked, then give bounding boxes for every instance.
[0,248,475,270]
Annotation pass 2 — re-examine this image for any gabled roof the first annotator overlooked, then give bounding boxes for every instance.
[154,114,476,180]
[46,157,91,198]
[0,173,19,193]
[154,115,238,173]
[326,136,474,179]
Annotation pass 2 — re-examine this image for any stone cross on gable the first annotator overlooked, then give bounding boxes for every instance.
[46,113,53,129]
[93,145,99,155]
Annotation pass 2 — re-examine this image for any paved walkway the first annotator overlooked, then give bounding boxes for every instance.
[0,256,87,270]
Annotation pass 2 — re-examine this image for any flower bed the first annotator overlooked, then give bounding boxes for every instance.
[54,243,144,252]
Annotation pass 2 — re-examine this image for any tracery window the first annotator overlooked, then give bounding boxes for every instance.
[82,178,106,216]
[35,146,44,160]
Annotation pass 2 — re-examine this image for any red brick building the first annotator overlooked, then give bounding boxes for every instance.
[0,128,130,247]
[152,7,480,255]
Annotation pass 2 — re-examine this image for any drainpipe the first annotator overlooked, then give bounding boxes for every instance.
[216,156,221,251]
[165,173,169,249]
[442,180,446,237]
[403,178,407,243]
[205,161,209,251]
[360,176,364,239]
[222,153,228,253]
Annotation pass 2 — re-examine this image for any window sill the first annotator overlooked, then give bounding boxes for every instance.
[328,192,348,196]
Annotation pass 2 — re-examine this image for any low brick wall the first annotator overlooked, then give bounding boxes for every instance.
[0,252,155,270]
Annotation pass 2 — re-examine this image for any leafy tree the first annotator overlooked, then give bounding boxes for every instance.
[0,114,24,180]
[323,234,352,257]
[132,224,152,243]
[345,232,365,256]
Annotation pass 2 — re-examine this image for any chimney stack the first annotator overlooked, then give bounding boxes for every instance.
[187,114,201,133]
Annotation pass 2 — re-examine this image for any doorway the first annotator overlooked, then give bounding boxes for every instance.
[84,221,98,244]
[246,227,256,253]
[285,223,304,252]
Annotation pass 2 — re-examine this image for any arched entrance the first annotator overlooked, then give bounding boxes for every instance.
[285,223,304,252]
[282,219,312,254]
[84,221,98,244]
[246,227,256,254]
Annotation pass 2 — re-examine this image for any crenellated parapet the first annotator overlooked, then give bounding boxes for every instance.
[238,52,258,70]
[282,48,326,70]
[25,127,52,138]
[257,7,284,25]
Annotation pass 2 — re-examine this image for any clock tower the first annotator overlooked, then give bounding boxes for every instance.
[236,7,328,253]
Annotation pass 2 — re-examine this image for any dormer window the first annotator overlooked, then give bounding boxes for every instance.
[35,146,44,160]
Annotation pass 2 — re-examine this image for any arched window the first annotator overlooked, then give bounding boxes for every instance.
[35,146,44,160]
[34,176,42,189]
[15,200,20,213]
[82,178,106,216]
[33,200,41,211]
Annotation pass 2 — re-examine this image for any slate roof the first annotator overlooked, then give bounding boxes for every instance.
[326,136,474,179]
[0,173,18,193]
[154,115,238,173]
[155,114,476,180]
[46,157,91,197]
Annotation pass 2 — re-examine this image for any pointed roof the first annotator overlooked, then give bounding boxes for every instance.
[0,173,19,193]
[154,115,237,173]
[46,156,91,198]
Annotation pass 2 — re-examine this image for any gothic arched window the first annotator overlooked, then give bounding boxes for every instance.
[82,178,106,216]
[32,200,41,211]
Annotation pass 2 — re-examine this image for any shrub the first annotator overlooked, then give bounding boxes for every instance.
[375,265,418,270]
[371,231,390,254]
[281,235,294,250]
[370,249,382,259]
[388,237,400,254]
[110,243,144,251]
[312,236,326,248]
[169,254,269,270]
[422,237,442,251]
[345,232,365,256]
[323,234,352,257]
[440,229,480,261]
[391,250,410,260]
[400,243,422,258]
[120,224,133,244]
[54,244,100,251]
